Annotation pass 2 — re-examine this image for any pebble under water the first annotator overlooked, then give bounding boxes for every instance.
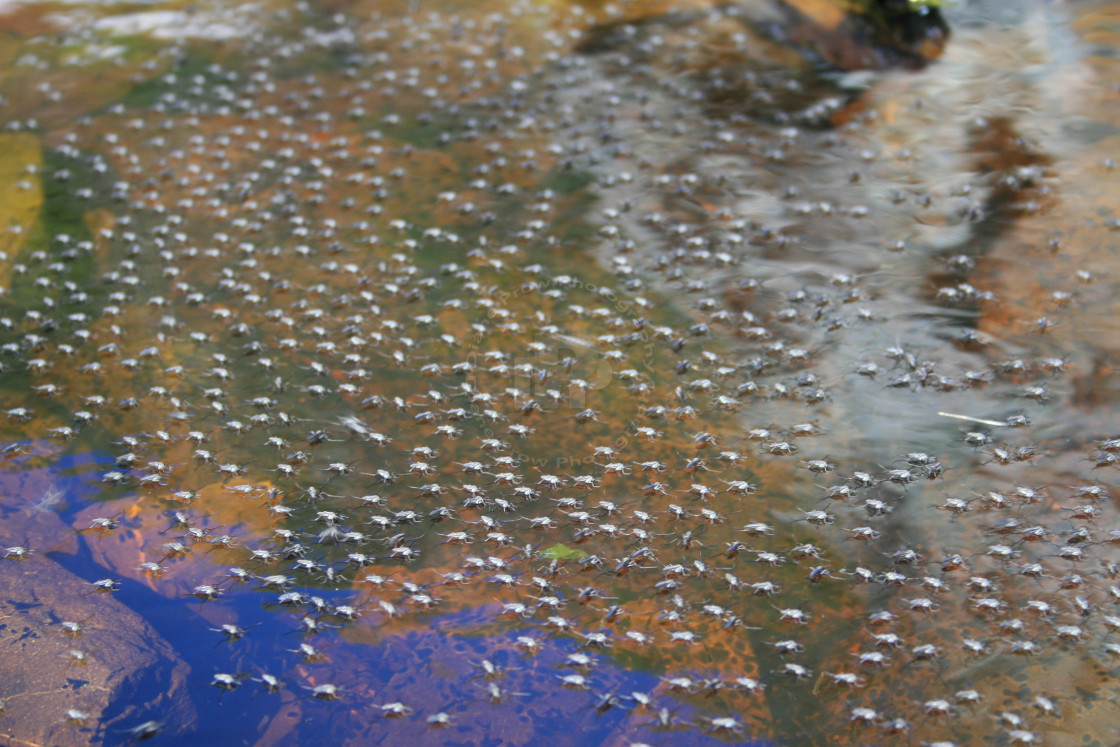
[1,0,1120,745]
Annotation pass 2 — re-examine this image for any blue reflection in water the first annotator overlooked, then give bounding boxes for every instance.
[167,595,776,745]
[174,602,772,746]
[2,449,770,744]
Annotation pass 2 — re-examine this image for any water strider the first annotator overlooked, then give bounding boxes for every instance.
[0,0,1118,744]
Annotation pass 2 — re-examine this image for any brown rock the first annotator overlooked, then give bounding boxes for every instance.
[0,458,195,746]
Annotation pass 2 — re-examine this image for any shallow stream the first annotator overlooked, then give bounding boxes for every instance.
[1,0,1119,744]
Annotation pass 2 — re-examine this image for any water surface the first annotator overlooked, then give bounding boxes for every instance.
[1,0,1119,745]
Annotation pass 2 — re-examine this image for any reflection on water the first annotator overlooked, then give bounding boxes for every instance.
[0,0,1119,744]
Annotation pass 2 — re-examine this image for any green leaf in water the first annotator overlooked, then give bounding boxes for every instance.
[540,543,588,561]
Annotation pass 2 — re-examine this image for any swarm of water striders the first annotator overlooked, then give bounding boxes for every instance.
[0,0,1116,744]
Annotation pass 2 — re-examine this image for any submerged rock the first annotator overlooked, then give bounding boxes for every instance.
[577,0,950,71]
